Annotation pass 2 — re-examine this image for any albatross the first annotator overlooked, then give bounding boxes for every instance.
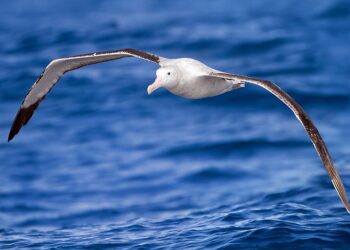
[8,48,350,213]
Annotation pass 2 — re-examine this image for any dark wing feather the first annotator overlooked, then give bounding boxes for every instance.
[8,48,162,141]
[8,97,42,141]
[209,72,350,213]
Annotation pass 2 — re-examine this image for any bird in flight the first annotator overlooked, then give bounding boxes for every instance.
[8,48,350,213]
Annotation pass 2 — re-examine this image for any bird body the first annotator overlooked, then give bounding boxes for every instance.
[156,57,244,99]
[7,48,350,213]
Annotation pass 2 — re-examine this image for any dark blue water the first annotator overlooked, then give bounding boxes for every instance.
[0,0,350,249]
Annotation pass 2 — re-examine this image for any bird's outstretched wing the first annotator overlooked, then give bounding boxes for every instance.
[8,48,163,141]
[209,72,350,213]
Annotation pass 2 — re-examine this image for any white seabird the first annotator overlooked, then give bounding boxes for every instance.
[8,48,350,213]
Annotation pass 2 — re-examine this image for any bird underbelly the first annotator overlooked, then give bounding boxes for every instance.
[169,79,242,99]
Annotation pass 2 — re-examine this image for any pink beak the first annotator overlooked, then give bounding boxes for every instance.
[147,78,162,95]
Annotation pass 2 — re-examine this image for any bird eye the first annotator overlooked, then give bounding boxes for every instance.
[167,72,171,75]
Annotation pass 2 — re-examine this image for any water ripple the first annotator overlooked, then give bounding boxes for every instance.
[0,0,349,248]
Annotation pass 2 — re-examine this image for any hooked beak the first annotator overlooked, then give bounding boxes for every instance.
[147,78,162,95]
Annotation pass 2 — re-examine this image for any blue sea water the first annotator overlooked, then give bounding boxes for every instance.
[0,0,350,248]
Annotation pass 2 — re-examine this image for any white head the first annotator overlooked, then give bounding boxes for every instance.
[147,67,179,95]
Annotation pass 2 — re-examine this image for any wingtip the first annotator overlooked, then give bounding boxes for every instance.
[8,131,16,142]
[8,119,21,142]
[344,202,350,214]
[8,104,36,143]
[8,109,24,142]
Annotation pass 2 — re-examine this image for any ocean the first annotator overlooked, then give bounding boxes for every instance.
[0,0,349,249]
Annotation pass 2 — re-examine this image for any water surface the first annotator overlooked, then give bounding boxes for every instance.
[0,0,349,249]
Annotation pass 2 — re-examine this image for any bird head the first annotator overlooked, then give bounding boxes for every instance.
[147,67,178,95]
